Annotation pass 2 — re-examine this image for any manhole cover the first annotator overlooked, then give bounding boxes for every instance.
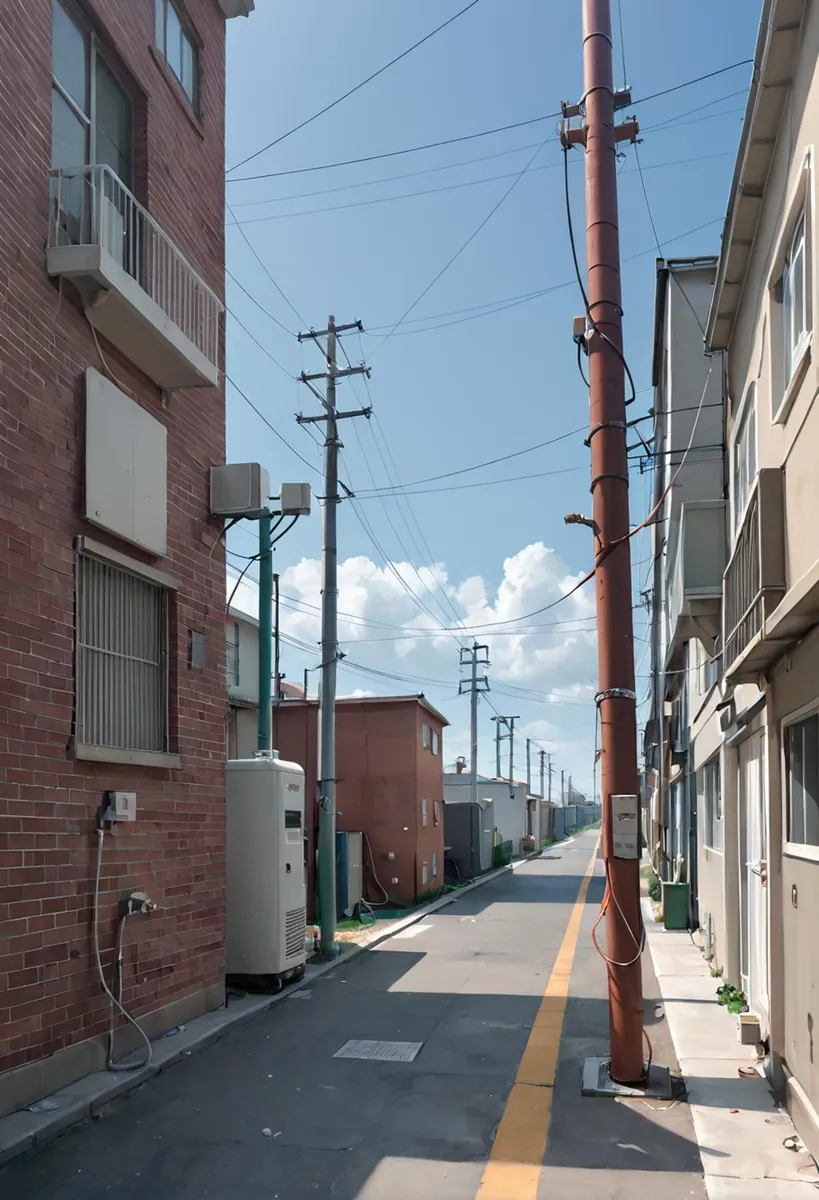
[333,1039,423,1063]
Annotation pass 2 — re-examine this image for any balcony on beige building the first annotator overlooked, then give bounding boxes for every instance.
[723,469,788,681]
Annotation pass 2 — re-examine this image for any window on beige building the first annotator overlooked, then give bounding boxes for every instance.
[698,758,722,851]
[786,713,819,849]
[731,384,756,534]
[783,212,808,387]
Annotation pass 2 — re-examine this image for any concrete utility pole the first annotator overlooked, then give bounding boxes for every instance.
[458,643,490,808]
[548,758,553,804]
[561,769,565,807]
[491,715,519,782]
[561,0,645,1087]
[526,738,532,793]
[297,316,370,959]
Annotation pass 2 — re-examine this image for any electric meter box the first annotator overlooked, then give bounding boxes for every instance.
[226,752,307,985]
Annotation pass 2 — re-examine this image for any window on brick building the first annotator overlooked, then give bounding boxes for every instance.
[51,0,133,187]
[421,798,428,827]
[422,723,430,750]
[431,729,439,756]
[433,799,440,826]
[76,552,171,755]
[432,852,438,880]
[155,0,199,110]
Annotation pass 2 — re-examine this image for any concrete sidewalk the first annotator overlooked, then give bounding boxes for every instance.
[643,898,819,1198]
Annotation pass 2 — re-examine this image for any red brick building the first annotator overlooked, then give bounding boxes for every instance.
[0,0,252,1113]
[273,697,448,915]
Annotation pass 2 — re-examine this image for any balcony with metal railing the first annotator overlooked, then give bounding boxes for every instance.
[723,468,788,681]
[47,165,222,390]
[663,499,727,665]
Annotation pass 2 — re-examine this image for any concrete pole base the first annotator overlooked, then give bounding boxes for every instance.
[581,1056,674,1099]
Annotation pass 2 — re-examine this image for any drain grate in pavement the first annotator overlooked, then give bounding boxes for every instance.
[333,1039,423,1063]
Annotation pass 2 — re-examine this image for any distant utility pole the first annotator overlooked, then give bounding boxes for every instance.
[297,315,370,959]
[548,758,553,804]
[561,769,565,807]
[539,749,550,800]
[458,643,490,809]
[561,0,644,1086]
[491,715,519,784]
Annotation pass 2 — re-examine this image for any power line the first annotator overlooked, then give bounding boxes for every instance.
[226,373,320,475]
[226,0,485,174]
[354,423,587,493]
[226,304,294,378]
[226,200,305,329]
[370,140,550,355]
[228,146,734,214]
[226,59,752,185]
[357,215,725,339]
[355,463,588,499]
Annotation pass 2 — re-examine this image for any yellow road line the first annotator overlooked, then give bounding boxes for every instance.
[476,838,600,1200]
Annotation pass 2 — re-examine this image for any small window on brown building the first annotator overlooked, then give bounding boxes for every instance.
[422,723,430,750]
[431,729,439,756]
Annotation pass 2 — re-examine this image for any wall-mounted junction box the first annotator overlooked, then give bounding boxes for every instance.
[109,791,137,821]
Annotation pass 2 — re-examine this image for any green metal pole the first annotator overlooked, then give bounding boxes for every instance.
[257,511,272,752]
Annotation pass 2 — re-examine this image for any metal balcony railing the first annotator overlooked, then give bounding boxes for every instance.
[724,488,760,667]
[49,165,220,374]
[723,470,786,672]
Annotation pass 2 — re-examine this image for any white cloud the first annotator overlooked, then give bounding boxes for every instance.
[228,540,599,795]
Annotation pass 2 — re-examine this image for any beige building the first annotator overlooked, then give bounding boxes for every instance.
[648,0,819,1160]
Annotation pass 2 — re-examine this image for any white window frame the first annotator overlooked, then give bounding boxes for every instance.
[74,537,180,768]
[769,148,814,425]
[730,382,757,538]
[781,700,819,863]
[421,862,428,887]
[698,756,723,852]
[783,212,808,385]
[432,851,438,880]
[421,797,428,827]
[155,0,200,110]
[422,723,430,750]
[226,621,240,687]
[431,728,439,756]
[433,798,440,826]
[52,0,134,185]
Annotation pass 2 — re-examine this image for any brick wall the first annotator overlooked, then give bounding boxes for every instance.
[0,0,229,1082]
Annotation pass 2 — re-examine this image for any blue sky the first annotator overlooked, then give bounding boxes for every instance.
[221,1,758,793]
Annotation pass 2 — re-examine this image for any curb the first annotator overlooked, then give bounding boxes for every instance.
[0,840,563,1168]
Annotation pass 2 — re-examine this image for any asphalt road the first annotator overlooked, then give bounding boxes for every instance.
[1,829,707,1200]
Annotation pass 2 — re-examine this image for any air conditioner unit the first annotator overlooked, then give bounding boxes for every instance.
[336,831,363,918]
[226,751,306,986]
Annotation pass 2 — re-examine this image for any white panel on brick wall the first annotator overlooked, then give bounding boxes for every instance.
[85,368,167,556]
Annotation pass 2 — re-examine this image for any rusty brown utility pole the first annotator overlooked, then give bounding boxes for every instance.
[561,0,644,1085]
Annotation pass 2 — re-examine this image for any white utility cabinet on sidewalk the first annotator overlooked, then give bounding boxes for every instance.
[226,752,307,985]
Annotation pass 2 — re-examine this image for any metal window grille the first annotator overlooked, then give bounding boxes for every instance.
[76,553,169,752]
